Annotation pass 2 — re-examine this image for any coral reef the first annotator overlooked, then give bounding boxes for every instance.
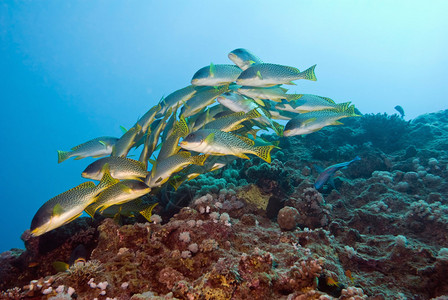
[1,109,448,299]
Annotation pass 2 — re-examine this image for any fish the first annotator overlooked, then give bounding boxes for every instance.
[52,244,88,272]
[203,108,261,132]
[84,179,151,217]
[228,48,263,71]
[156,85,197,118]
[191,63,242,86]
[345,270,355,284]
[314,156,361,189]
[30,168,118,236]
[146,152,208,188]
[236,86,289,103]
[394,105,405,118]
[82,156,149,181]
[180,85,229,118]
[157,117,189,161]
[100,200,158,223]
[190,105,231,131]
[236,63,317,87]
[57,136,118,163]
[180,129,275,163]
[275,94,350,113]
[283,105,360,136]
[136,104,161,133]
[112,124,142,157]
[326,276,339,287]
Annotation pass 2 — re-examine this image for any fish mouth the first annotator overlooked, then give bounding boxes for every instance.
[180,141,187,147]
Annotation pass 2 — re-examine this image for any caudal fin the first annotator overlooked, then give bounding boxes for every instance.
[254,145,276,163]
[57,150,71,163]
[139,203,159,222]
[300,64,317,81]
[190,154,208,166]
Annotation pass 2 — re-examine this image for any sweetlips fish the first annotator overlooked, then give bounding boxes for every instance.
[236,86,289,103]
[228,48,263,71]
[181,85,229,117]
[191,63,242,86]
[204,108,261,132]
[394,105,405,118]
[314,156,361,189]
[84,179,151,217]
[180,129,275,163]
[190,105,230,131]
[236,63,317,87]
[82,156,149,180]
[136,104,161,133]
[100,200,158,223]
[157,117,189,161]
[57,136,118,163]
[283,105,360,136]
[146,152,208,188]
[112,124,142,157]
[156,85,197,118]
[275,94,350,113]
[30,167,118,236]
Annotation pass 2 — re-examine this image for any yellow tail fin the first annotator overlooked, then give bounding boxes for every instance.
[245,108,262,120]
[139,203,159,222]
[191,154,208,166]
[57,150,71,163]
[301,64,317,81]
[254,145,275,163]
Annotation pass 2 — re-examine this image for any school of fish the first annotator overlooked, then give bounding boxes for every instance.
[30,48,361,236]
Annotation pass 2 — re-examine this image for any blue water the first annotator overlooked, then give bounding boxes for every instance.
[1,1,447,252]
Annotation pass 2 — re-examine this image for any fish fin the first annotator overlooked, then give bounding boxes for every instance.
[252,98,266,106]
[118,183,133,193]
[233,134,255,146]
[57,150,71,163]
[328,177,336,189]
[173,116,189,137]
[187,173,201,180]
[254,145,275,163]
[303,117,317,125]
[320,96,335,104]
[52,261,69,273]
[120,126,128,134]
[247,128,261,140]
[140,203,159,222]
[53,204,64,216]
[272,121,284,137]
[169,175,184,190]
[148,158,157,166]
[178,151,192,158]
[301,64,317,81]
[190,154,208,166]
[332,121,344,125]
[285,81,297,85]
[73,156,84,160]
[97,164,119,189]
[229,124,244,131]
[209,62,216,77]
[235,153,250,160]
[256,70,263,79]
[205,132,215,144]
[84,204,98,219]
[98,140,107,147]
[335,102,351,112]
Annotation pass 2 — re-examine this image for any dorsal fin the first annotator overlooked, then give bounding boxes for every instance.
[231,133,255,146]
[320,96,335,104]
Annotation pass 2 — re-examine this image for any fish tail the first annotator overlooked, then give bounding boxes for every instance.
[272,121,284,137]
[245,108,262,120]
[254,145,275,163]
[346,104,361,116]
[191,154,208,166]
[57,150,71,163]
[300,64,317,81]
[97,164,119,190]
[174,116,189,137]
[139,203,159,222]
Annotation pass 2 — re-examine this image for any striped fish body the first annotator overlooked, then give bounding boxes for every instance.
[236,63,316,87]
[237,86,288,102]
[112,124,142,157]
[181,85,229,117]
[191,64,242,86]
[228,48,263,71]
[204,109,261,132]
[275,94,344,113]
[156,85,197,118]
[82,156,148,180]
[57,136,118,163]
[283,108,359,136]
[180,129,274,163]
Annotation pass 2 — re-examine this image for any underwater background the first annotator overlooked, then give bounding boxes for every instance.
[1,1,448,299]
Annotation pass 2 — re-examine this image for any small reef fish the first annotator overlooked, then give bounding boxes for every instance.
[236,86,289,103]
[326,276,340,287]
[136,104,161,134]
[275,94,350,113]
[228,48,263,71]
[236,63,317,87]
[53,244,88,272]
[146,152,208,188]
[394,105,405,118]
[85,179,151,217]
[181,85,229,118]
[82,156,149,181]
[30,168,118,236]
[191,63,242,86]
[204,108,261,132]
[156,85,197,118]
[57,136,118,163]
[314,156,361,189]
[283,105,360,136]
[157,117,189,161]
[180,129,275,163]
[101,201,158,223]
